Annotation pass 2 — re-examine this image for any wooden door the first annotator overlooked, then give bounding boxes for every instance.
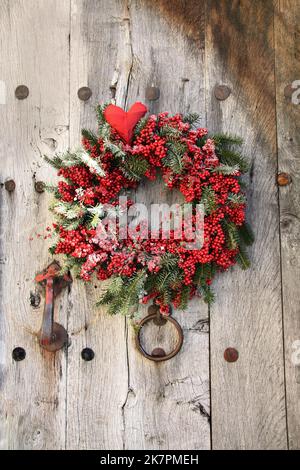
[0,0,299,450]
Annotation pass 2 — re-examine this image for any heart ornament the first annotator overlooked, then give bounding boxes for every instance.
[104,102,148,144]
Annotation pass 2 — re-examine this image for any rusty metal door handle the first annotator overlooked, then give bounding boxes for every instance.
[135,304,184,361]
[35,261,71,352]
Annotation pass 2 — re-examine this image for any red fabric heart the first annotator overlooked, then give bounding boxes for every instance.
[104,102,148,144]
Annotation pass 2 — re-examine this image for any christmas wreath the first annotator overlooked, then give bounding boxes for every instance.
[45,102,253,317]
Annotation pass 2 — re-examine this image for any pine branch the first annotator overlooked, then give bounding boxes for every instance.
[163,141,186,174]
[228,193,246,204]
[201,186,216,215]
[44,154,64,169]
[98,270,147,317]
[160,253,179,269]
[78,149,106,177]
[182,112,201,126]
[193,263,215,285]
[81,129,99,146]
[212,133,243,147]
[50,200,84,220]
[213,163,240,175]
[179,285,190,309]
[121,157,149,181]
[134,117,148,136]
[197,284,215,304]
[238,223,254,246]
[237,246,251,269]
[223,220,240,249]
[159,125,181,138]
[96,103,109,126]
[103,140,126,159]
[218,148,249,173]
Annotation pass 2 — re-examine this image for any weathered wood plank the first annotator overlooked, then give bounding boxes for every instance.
[66,0,129,450]
[0,0,70,449]
[122,0,210,450]
[274,0,300,450]
[206,0,287,449]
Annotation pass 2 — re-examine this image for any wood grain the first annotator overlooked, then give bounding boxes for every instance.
[0,0,70,449]
[206,0,288,450]
[122,0,210,450]
[274,0,300,450]
[66,0,129,450]
[1,0,299,450]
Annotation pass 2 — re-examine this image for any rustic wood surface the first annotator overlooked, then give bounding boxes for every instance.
[0,0,299,450]
[275,0,300,450]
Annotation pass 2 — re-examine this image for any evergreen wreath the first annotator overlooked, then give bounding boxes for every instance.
[45,102,254,317]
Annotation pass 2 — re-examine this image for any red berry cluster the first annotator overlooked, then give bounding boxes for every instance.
[51,109,249,314]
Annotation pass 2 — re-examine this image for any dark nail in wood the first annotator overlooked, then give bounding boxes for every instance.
[77,87,92,101]
[81,348,95,361]
[214,85,231,101]
[4,179,16,192]
[277,172,291,186]
[15,85,29,100]
[145,86,160,101]
[224,347,239,362]
[152,347,166,358]
[34,181,45,193]
[12,347,26,361]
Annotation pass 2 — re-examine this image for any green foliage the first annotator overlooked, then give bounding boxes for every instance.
[237,246,251,269]
[103,140,126,159]
[50,200,83,220]
[96,103,109,126]
[202,285,215,304]
[121,157,149,181]
[44,149,105,176]
[160,253,179,270]
[182,112,201,126]
[238,222,254,246]
[212,133,249,174]
[144,261,184,309]
[201,186,216,215]
[159,125,181,138]
[163,140,187,174]
[44,183,61,199]
[193,263,216,286]
[213,163,240,175]
[228,193,247,204]
[98,271,147,317]
[217,148,249,173]
[213,133,243,147]
[179,285,190,310]
[81,129,98,147]
[134,117,148,136]
[223,220,240,249]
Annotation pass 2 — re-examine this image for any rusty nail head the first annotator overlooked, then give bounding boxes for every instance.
[151,347,166,358]
[35,181,45,193]
[214,85,231,101]
[78,87,92,101]
[15,85,29,100]
[224,347,239,363]
[12,347,26,361]
[4,179,16,192]
[145,86,160,101]
[277,172,291,186]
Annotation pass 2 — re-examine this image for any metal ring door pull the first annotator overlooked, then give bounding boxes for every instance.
[35,261,71,352]
[135,305,184,362]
